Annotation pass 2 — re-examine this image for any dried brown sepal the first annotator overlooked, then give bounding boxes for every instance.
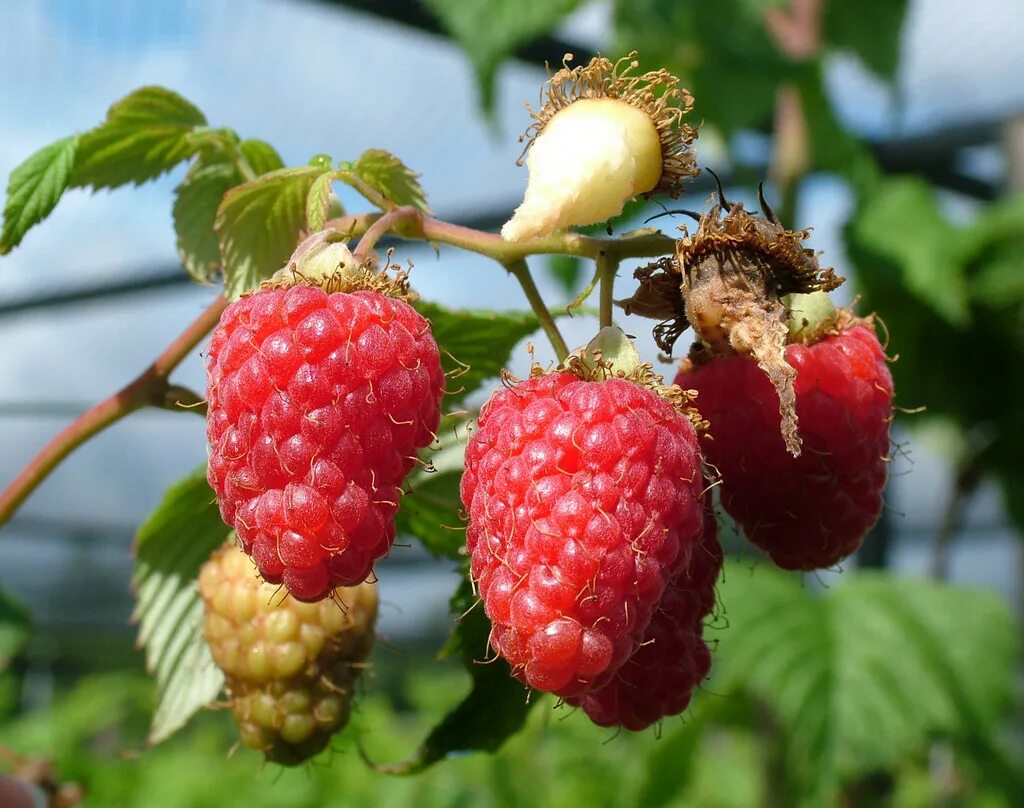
[677,202,843,297]
[833,305,875,336]
[618,198,844,355]
[683,230,802,456]
[616,257,689,354]
[519,52,699,197]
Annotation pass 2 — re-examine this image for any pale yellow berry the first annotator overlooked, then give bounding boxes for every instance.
[502,99,662,241]
[264,608,300,643]
[299,622,326,658]
[197,542,378,765]
[501,54,697,243]
[280,713,317,745]
[245,644,272,683]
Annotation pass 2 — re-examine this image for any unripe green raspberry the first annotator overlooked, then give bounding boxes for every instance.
[199,542,377,764]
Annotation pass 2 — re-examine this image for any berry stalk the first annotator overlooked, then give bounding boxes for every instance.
[324,209,677,265]
[504,258,569,361]
[0,295,228,529]
[597,252,620,329]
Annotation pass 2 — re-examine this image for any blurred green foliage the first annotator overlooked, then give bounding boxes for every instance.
[3,564,1020,806]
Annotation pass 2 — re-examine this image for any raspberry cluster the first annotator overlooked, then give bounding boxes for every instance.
[199,542,377,764]
[677,320,892,570]
[460,370,706,699]
[206,281,444,601]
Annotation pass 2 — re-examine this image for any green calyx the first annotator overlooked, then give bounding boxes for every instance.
[785,291,838,344]
[277,231,363,286]
[257,229,413,300]
[565,326,647,379]
[558,327,699,422]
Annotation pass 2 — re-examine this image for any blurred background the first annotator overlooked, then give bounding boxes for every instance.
[0,0,1022,805]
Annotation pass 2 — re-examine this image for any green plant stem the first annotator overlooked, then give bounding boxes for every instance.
[596,251,620,329]
[352,207,420,262]
[566,263,603,316]
[0,295,227,530]
[337,170,391,210]
[324,209,676,265]
[332,207,675,360]
[504,259,569,362]
[219,134,257,183]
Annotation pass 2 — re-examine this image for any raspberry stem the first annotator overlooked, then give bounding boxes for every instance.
[342,206,670,362]
[0,296,227,530]
[505,258,569,361]
[322,209,677,265]
[352,207,421,262]
[597,252,620,329]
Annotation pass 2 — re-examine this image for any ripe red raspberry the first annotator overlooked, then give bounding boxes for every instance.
[199,542,377,764]
[460,368,705,699]
[206,273,444,601]
[569,509,721,730]
[676,318,892,570]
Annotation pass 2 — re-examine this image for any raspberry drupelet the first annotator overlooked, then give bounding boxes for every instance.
[199,542,377,763]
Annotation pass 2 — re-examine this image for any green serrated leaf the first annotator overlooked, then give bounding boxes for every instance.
[71,86,207,189]
[397,417,469,559]
[133,467,231,744]
[849,178,970,326]
[376,577,535,774]
[423,0,582,110]
[415,302,538,404]
[216,166,331,299]
[239,138,284,176]
[0,590,31,673]
[0,135,78,254]
[714,565,1018,799]
[305,172,335,232]
[351,149,430,213]
[173,162,241,283]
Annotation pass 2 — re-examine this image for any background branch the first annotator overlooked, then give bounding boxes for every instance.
[0,296,226,529]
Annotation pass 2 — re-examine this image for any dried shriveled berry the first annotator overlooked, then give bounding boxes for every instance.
[620,186,843,456]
